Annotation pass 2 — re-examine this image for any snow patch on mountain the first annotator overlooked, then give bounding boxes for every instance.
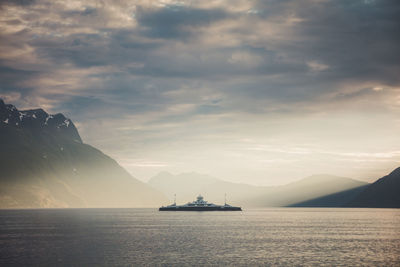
[18,112,25,121]
[1,98,83,143]
[45,115,53,125]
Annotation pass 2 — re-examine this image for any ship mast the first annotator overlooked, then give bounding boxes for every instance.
[174,194,176,205]
[224,193,226,205]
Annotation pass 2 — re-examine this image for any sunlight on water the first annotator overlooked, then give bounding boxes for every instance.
[1,208,399,266]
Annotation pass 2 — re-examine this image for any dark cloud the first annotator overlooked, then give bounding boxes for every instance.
[3,0,397,101]
[31,33,113,67]
[0,0,35,7]
[136,5,230,39]
[282,0,400,84]
[0,65,38,94]
[62,7,97,17]
[0,0,399,127]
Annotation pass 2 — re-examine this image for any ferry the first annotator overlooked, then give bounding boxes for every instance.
[159,194,242,211]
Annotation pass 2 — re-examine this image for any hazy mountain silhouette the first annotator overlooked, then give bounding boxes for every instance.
[148,171,264,205]
[148,172,367,207]
[289,167,400,208]
[244,174,367,207]
[0,99,167,208]
[346,167,400,208]
[289,185,369,207]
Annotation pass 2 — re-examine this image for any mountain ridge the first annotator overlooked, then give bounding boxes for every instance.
[289,167,400,208]
[148,171,368,207]
[0,99,82,143]
[346,167,400,208]
[0,99,167,208]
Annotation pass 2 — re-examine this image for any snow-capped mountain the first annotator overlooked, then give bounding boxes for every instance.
[0,99,82,143]
[0,99,167,208]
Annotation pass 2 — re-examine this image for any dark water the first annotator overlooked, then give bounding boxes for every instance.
[0,208,399,266]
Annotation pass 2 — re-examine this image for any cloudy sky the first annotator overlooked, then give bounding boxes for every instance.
[1,0,399,185]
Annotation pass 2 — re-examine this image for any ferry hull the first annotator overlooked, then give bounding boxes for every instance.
[159,206,241,211]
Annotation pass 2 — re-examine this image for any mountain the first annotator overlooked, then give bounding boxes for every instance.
[243,174,368,207]
[0,99,167,208]
[148,172,264,204]
[289,185,369,207]
[148,172,367,207]
[346,167,400,208]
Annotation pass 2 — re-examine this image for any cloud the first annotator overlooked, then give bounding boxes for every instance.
[135,5,230,39]
[0,0,399,184]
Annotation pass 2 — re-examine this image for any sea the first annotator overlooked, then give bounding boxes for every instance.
[0,208,399,266]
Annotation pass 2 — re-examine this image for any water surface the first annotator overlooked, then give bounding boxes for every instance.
[1,208,399,266]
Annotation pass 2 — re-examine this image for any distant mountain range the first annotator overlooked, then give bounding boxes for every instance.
[151,168,400,208]
[288,167,400,208]
[0,99,167,208]
[148,172,368,207]
[148,172,264,205]
[2,98,398,209]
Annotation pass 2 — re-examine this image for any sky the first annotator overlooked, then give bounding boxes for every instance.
[0,0,399,185]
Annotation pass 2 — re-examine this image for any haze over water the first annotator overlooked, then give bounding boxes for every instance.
[1,208,399,266]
